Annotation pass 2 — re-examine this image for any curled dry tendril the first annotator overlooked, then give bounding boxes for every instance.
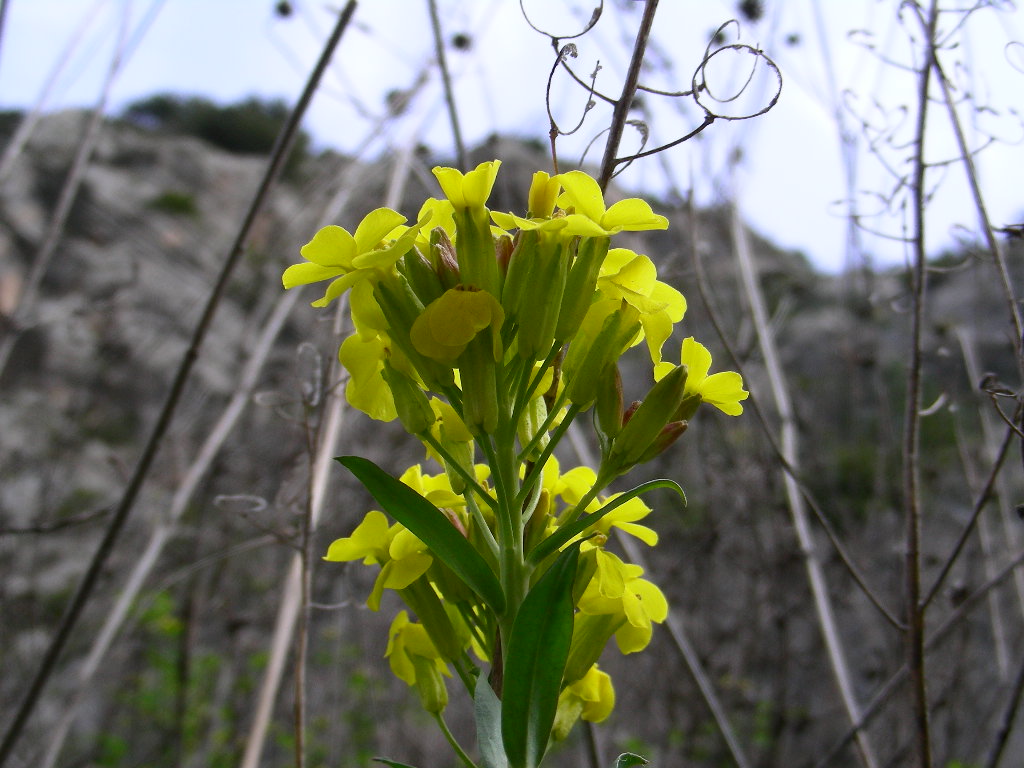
[527,10,782,179]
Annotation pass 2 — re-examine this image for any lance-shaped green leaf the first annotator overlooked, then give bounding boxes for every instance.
[373,759,419,768]
[475,675,509,768]
[337,455,505,614]
[527,479,686,566]
[501,541,582,768]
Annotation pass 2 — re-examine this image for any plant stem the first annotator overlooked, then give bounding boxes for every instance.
[427,0,466,171]
[598,0,659,190]
[435,712,478,768]
[904,3,939,765]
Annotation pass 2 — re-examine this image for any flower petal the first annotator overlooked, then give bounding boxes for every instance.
[557,170,606,222]
[701,371,749,415]
[299,225,358,267]
[602,198,669,231]
[353,208,407,253]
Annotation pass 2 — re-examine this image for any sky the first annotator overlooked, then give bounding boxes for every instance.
[1,0,1022,273]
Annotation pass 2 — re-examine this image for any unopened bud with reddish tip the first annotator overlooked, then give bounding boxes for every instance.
[430,228,460,289]
[496,233,514,275]
[621,400,642,427]
[636,420,688,464]
[602,364,688,476]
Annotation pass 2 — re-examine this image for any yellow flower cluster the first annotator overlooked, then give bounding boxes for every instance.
[282,160,748,742]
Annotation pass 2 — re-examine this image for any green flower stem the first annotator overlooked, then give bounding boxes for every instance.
[495,431,527,626]
[433,711,478,768]
[510,343,561,425]
[515,402,583,510]
[516,382,572,464]
[463,491,500,563]
[518,464,544,525]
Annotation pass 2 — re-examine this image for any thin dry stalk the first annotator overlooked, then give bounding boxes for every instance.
[729,200,879,768]
[951,418,1010,678]
[930,49,1023,373]
[0,4,358,763]
[597,0,659,189]
[427,0,466,171]
[903,4,939,764]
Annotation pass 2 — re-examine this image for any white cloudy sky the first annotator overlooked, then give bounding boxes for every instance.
[2,0,1022,272]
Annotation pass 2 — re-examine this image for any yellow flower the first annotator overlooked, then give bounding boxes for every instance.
[655,337,749,416]
[541,456,597,509]
[552,663,616,741]
[433,160,501,210]
[410,286,504,364]
[337,332,397,422]
[413,197,456,251]
[323,510,432,610]
[597,248,686,364]
[591,494,658,546]
[577,550,668,653]
[399,464,467,510]
[556,170,669,236]
[283,207,425,307]
[564,664,615,722]
[385,611,449,686]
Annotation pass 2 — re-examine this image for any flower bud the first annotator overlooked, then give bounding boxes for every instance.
[430,227,461,289]
[517,393,550,461]
[555,236,609,343]
[564,301,641,409]
[500,229,538,320]
[635,420,688,465]
[594,364,624,447]
[515,236,568,361]
[523,488,552,556]
[381,360,435,435]
[398,248,443,307]
[528,171,561,218]
[495,233,514,275]
[410,652,449,714]
[459,335,500,434]
[603,364,688,475]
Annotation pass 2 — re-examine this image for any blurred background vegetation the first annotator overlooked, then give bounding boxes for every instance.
[2,2,1024,768]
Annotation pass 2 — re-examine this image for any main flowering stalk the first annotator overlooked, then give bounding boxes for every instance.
[283,161,747,768]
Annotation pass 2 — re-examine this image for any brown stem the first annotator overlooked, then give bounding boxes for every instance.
[597,0,658,190]
[427,0,466,171]
[903,3,939,764]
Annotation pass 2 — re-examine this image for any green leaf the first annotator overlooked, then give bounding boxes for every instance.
[501,542,582,768]
[527,478,686,565]
[613,754,648,768]
[475,675,508,768]
[373,759,419,768]
[338,456,506,614]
